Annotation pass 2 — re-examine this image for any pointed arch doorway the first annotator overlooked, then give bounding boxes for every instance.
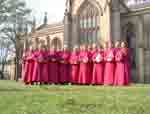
[124,22,137,82]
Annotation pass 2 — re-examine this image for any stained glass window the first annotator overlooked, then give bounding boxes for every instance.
[79,2,100,44]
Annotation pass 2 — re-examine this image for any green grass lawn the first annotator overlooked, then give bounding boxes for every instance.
[0,80,150,114]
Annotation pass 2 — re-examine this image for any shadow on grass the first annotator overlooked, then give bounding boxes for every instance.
[0,88,28,92]
[58,97,104,114]
[57,97,147,114]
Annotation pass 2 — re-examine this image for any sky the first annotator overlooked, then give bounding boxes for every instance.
[25,0,66,25]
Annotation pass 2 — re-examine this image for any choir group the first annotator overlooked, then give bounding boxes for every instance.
[22,41,131,86]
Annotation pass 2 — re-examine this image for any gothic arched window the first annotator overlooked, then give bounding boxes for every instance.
[79,2,100,44]
[51,38,62,50]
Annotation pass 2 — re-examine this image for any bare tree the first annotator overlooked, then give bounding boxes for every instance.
[0,39,14,79]
[0,0,32,81]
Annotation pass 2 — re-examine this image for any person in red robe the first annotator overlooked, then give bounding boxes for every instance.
[102,42,108,84]
[103,42,108,52]
[92,43,98,54]
[32,44,49,85]
[40,45,49,84]
[121,41,131,85]
[78,44,89,85]
[92,45,104,85]
[70,46,79,84]
[23,46,35,85]
[114,43,125,86]
[87,44,93,84]
[48,46,59,84]
[32,47,40,84]
[114,41,120,53]
[104,41,115,85]
[113,41,121,84]
[114,41,125,86]
[59,45,70,84]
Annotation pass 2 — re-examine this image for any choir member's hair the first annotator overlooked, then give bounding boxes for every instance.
[87,44,92,51]
[29,45,34,52]
[99,44,103,49]
[108,41,113,48]
[121,41,128,48]
[73,45,78,52]
[92,43,97,50]
[82,44,87,51]
[115,41,120,48]
[103,42,108,49]
[79,44,83,51]
[63,45,69,51]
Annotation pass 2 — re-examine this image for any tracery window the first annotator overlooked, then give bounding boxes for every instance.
[79,2,100,44]
[125,0,150,6]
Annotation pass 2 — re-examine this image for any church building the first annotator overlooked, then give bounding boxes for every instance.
[27,0,150,83]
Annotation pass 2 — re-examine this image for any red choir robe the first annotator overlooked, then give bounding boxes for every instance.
[32,50,40,83]
[69,51,79,84]
[23,50,35,84]
[32,50,49,83]
[48,50,59,84]
[114,48,127,86]
[78,50,89,85]
[59,51,70,84]
[122,48,131,85]
[92,50,104,85]
[87,50,94,84]
[104,48,115,85]
[57,51,62,83]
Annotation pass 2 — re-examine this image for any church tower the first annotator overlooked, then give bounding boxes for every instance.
[64,0,72,47]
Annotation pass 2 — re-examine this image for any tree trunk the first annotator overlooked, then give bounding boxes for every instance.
[15,52,20,81]
[1,62,5,79]
[14,42,21,81]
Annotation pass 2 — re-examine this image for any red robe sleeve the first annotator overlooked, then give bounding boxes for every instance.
[92,51,104,63]
[70,52,79,64]
[80,51,88,63]
[105,49,115,62]
[115,50,123,62]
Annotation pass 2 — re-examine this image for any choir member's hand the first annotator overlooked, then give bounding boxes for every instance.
[51,59,56,62]
[95,57,100,63]
[38,60,42,63]
[95,55,101,63]
[83,60,88,63]
[61,61,65,64]
[73,61,78,64]
[96,59,101,63]
[107,57,112,62]
[38,59,43,63]
[83,57,88,63]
